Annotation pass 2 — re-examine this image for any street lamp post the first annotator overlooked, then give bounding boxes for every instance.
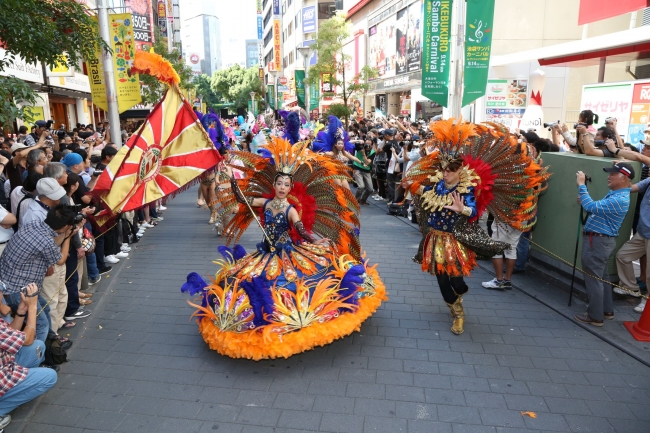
[250,91,256,116]
[269,71,279,114]
[296,45,312,116]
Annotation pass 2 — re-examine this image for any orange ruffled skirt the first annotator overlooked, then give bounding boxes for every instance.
[421,228,476,277]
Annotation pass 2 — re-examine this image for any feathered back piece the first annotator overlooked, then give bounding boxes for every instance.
[312,116,354,153]
[201,113,226,149]
[404,119,550,231]
[214,137,362,258]
[131,50,180,85]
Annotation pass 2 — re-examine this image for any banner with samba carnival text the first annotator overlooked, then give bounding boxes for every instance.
[462,0,495,106]
[421,0,453,107]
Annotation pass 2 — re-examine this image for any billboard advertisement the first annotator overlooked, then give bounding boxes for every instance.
[302,6,317,33]
[125,0,154,51]
[369,1,422,79]
[483,79,528,130]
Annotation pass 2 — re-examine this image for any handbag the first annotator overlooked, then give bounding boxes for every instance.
[81,227,96,255]
[452,216,510,260]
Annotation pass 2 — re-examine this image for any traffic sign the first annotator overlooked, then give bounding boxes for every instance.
[279,76,288,85]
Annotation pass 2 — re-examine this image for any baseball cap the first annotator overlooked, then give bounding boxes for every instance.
[10,143,27,154]
[603,162,635,179]
[34,120,48,128]
[61,152,83,168]
[384,128,395,136]
[36,178,66,200]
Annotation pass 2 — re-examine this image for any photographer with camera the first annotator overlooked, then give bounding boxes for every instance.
[0,282,58,430]
[352,138,375,205]
[573,163,633,327]
[0,205,78,343]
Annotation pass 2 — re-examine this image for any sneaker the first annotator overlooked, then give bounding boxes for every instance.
[153,216,164,221]
[0,414,11,429]
[121,243,131,252]
[115,251,129,259]
[574,312,603,327]
[141,222,155,228]
[613,287,641,297]
[501,280,513,290]
[89,275,101,285]
[634,300,646,313]
[105,255,119,264]
[482,278,505,290]
[98,266,112,275]
[65,309,92,321]
[137,230,145,236]
[159,205,167,211]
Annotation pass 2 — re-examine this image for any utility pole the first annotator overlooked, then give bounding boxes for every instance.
[449,0,466,119]
[97,0,122,147]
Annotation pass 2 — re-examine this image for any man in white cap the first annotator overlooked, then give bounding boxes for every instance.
[21,179,66,227]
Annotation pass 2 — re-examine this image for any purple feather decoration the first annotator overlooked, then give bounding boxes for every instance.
[278,110,290,122]
[233,244,247,260]
[218,246,234,261]
[194,109,204,122]
[239,277,273,326]
[354,227,360,237]
[339,264,366,305]
[181,272,208,296]
[257,148,276,165]
[285,112,300,144]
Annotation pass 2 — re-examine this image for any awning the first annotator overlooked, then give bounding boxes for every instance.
[490,26,650,68]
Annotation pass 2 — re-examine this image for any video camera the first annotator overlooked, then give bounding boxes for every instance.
[543,121,559,131]
[574,122,588,129]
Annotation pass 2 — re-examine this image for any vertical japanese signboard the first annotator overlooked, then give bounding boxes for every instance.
[422,0,452,107]
[273,19,282,71]
[125,0,154,52]
[309,83,319,111]
[462,0,494,106]
[302,6,317,33]
[295,70,306,109]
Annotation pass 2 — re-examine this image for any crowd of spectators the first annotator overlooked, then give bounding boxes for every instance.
[0,120,163,431]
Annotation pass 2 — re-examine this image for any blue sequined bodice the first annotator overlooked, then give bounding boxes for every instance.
[425,181,477,233]
[258,205,294,253]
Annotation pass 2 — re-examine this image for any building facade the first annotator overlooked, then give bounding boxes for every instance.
[181,0,222,76]
[246,40,260,68]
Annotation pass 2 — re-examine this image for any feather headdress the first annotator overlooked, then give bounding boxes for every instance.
[312,116,354,153]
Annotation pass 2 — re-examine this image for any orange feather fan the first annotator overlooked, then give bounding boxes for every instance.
[131,50,180,86]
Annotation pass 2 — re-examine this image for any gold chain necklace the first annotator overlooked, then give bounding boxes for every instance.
[269,197,289,210]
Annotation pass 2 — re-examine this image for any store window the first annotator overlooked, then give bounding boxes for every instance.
[295,12,300,28]
[288,22,292,36]
[289,51,294,65]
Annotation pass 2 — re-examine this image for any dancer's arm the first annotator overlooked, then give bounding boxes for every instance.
[288,207,329,245]
[230,178,265,207]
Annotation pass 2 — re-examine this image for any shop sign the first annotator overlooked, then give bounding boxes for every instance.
[273,0,280,15]
[256,0,263,14]
[627,81,650,146]
[581,82,634,140]
[125,0,155,52]
[421,0,452,107]
[321,73,334,94]
[484,79,527,129]
[302,6,317,33]
[309,83,319,111]
[462,0,494,106]
[48,72,91,93]
[278,85,289,93]
[0,49,44,84]
[46,54,75,77]
[378,94,387,116]
[257,16,263,39]
[273,19,282,72]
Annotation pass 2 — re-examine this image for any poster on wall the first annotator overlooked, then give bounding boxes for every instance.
[484,79,527,130]
[376,94,387,117]
[125,0,154,52]
[628,82,650,146]
[368,15,397,78]
[395,8,408,76]
[580,83,634,139]
[407,2,422,72]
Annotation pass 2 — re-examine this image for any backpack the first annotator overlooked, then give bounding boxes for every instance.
[44,334,68,365]
[374,152,388,175]
[387,202,408,217]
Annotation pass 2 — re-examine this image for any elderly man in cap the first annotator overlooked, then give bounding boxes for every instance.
[574,162,633,327]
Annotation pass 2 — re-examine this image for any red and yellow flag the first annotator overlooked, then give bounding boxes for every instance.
[94,86,222,213]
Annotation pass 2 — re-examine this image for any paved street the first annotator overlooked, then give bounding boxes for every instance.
[9,187,650,433]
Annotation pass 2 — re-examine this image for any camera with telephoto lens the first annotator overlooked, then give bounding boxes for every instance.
[605,117,617,124]
[543,121,559,131]
[574,122,588,129]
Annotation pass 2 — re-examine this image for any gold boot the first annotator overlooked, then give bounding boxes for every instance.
[446,296,465,335]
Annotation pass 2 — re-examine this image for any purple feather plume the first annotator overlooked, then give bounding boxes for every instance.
[285,112,300,144]
[233,245,247,260]
[239,277,273,326]
[218,246,234,261]
[339,264,366,305]
[181,272,208,296]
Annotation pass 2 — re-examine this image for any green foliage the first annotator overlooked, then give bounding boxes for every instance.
[0,0,109,126]
[140,26,195,105]
[326,103,352,119]
[304,13,379,124]
[193,74,223,107]
[211,65,264,110]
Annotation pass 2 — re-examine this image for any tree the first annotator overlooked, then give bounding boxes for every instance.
[304,12,379,125]
[139,26,195,105]
[211,65,264,111]
[0,0,109,126]
[193,74,223,108]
